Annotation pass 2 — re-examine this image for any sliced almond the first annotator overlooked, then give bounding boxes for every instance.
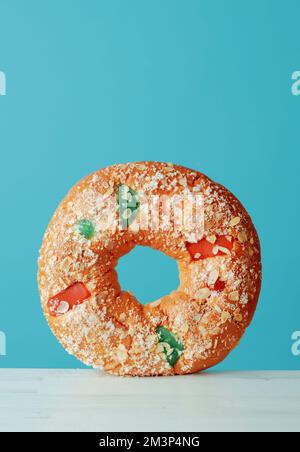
[218,246,231,255]
[221,311,231,323]
[234,311,243,322]
[179,177,187,187]
[213,304,222,313]
[197,288,211,300]
[228,291,240,301]
[238,231,248,244]
[212,246,219,255]
[208,269,219,286]
[230,216,241,227]
[119,313,126,322]
[206,235,217,244]
[56,301,69,315]
[210,327,221,335]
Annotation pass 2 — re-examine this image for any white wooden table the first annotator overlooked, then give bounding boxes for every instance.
[0,369,299,432]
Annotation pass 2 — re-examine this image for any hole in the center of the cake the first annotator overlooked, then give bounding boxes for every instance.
[117,246,179,305]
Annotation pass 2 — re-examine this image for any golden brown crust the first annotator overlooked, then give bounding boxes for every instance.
[38,162,261,376]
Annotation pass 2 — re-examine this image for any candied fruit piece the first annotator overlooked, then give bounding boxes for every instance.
[47,282,91,317]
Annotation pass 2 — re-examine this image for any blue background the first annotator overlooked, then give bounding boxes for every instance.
[0,0,299,370]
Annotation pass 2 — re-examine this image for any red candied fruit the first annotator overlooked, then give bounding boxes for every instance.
[186,235,233,260]
[47,282,91,317]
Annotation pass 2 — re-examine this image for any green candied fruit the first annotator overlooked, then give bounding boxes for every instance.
[77,219,95,240]
[156,326,184,367]
[156,326,184,351]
